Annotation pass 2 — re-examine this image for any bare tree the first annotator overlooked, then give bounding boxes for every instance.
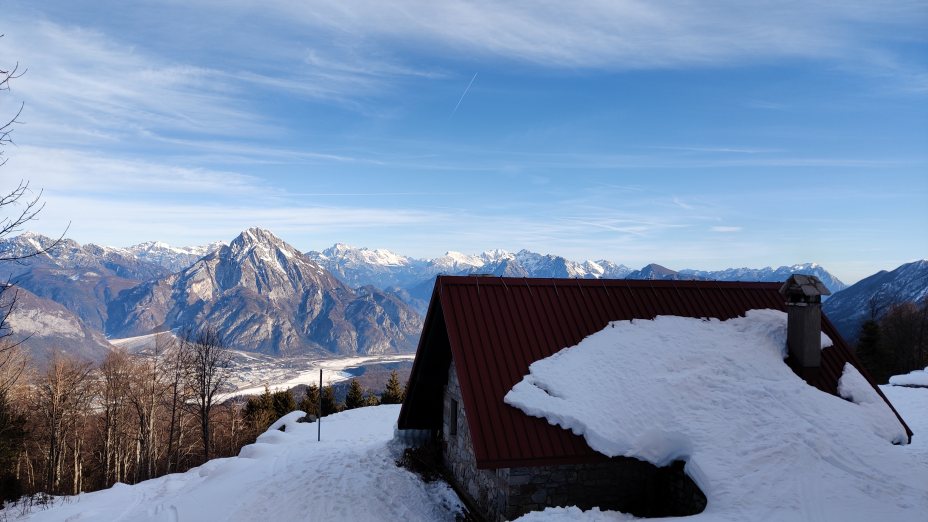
[0,340,27,397]
[97,350,134,488]
[33,353,95,493]
[183,328,231,462]
[126,336,170,481]
[163,333,191,473]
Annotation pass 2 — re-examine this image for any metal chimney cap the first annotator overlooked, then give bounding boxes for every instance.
[779,274,832,298]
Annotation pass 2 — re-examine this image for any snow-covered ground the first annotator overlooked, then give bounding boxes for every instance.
[7,406,461,522]
[506,310,927,521]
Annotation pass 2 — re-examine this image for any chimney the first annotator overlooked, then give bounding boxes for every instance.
[779,274,831,375]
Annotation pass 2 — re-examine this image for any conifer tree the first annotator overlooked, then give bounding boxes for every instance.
[345,379,365,410]
[271,390,296,419]
[299,384,320,417]
[381,370,405,404]
[243,386,275,432]
[321,385,338,416]
[856,319,889,383]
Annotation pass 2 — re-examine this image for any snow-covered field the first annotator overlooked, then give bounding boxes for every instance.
[6,406,461,522]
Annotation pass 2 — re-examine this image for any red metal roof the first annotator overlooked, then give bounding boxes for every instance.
[398,276,913,469]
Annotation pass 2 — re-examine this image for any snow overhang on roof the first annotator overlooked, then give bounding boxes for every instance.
[397,276,912,468]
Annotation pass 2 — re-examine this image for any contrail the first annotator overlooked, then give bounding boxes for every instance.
[451,72,478,116]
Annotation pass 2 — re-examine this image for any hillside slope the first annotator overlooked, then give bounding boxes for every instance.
[824,260,928,342]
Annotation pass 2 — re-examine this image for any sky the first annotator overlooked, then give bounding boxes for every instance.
[1,1,926,284]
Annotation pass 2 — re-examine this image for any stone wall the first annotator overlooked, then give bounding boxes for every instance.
[441,359,706,520]
[505,459,705,519]
[442,361,509,520]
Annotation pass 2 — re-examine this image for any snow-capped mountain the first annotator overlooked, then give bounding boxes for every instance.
[679,263,847,293]
[0,232,169,281]
[307,244,633,289]
[428,251,487,273]
[107,228,421,356]
[305,243,852,315]
[307,244,638,314]
[123,240,226,272]
[307,243,425,288]
[0,232,170,331]
[824,260,928,342]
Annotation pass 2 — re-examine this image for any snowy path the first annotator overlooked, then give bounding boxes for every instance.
[13,406,461,522]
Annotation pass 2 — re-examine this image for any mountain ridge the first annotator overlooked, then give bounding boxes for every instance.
[106,228,421,356]
[306,243,846,313]
[4,230,907,368]
[823,259,928,342]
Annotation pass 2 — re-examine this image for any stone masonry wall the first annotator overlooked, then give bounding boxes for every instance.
[442,361,509,521]
[505,458,705,519]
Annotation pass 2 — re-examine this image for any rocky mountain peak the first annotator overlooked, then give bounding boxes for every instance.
[325,242,354,256]
[315,243,412,267]
[233,227,285,248]
[628,263,680,280]
[228,228,304,265]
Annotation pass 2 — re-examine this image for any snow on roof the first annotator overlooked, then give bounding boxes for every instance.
[880,384,928,471]
[838,364,909,443]
[9,406,462,522]
[889,367,928,388]
[504,309,925,521]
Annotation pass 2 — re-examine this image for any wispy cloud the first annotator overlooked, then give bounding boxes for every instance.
[1,11,443,152]
[8,146,277,198]
[653,146,782,155]
[208,0,926,72]
[34,195,444,247]
[711,226,743,233]
[3,18,269,147]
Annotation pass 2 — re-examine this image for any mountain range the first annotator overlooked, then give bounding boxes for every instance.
[0,230,422,364]
[1,229,923,369]
[307,244,847,313]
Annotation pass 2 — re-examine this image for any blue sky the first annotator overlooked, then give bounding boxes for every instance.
[1,1,926,283]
